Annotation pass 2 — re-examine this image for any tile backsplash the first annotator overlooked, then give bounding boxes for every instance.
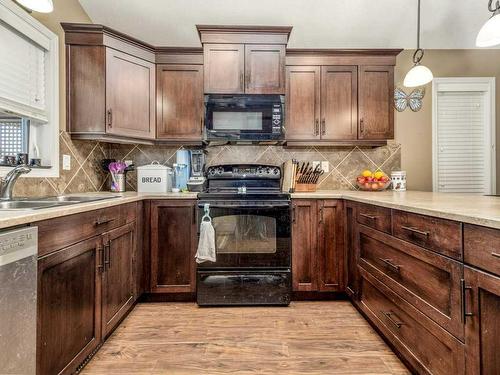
[13,131,401,197]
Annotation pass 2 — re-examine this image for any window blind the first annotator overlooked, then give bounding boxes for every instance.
[436,91,488,193]
[0,21,47,122]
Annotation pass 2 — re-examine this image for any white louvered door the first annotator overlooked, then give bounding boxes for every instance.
[433,78,495,194]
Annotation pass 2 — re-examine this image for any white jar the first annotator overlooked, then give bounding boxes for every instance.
[137,161,172,193]
[391,171,407,191]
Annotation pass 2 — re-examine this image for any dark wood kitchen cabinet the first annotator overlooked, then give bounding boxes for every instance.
[101,222,136,338]
[463,266,500,375]
[292,199,344,293]
[345,201,359,300]
[358,65,394,140]
[37,237,102,375]
[156,64,204,140]
[198,26,291,94]
[150,200,197,293]
[63,23,156,144]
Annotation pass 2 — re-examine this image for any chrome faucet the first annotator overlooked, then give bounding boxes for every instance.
[0,165,31,200]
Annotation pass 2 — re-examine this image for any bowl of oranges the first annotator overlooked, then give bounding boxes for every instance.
[356,170,391,191]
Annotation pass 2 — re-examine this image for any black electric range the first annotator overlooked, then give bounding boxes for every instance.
[196,164,291,306]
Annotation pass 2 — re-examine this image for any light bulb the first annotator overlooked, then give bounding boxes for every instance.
[15,0,54,13]
[476,12,500,47]
[403,64,433,88]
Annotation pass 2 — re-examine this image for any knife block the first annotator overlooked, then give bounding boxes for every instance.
[295,182,317,192]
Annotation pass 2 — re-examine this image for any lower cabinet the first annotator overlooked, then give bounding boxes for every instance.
[150,200,197,293]
[292,199,344,292]
[37,217,137,374]
[101,222,136,337]
[345,201,358,299]
[463,266,500,375]
[37,237,102,375]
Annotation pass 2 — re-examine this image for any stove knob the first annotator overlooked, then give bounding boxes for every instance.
[257,167,264,175]
[266,167,271,175]
[209,168,216,175]
[217,167,224,175]
[273,167,279,175]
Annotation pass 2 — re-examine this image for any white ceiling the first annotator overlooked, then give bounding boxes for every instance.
[79,0,493,49]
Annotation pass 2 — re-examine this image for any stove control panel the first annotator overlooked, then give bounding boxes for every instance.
[207,164,281,180]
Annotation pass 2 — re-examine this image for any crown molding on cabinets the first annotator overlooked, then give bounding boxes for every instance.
[196,24,292,44]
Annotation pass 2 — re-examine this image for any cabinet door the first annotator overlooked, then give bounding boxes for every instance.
[292,199,318,291]
[285,66,321,141]
[157,64,204,140]
[245,44,285,94]
[345,201,359,299]
[37,238,102,375]
[318,200,344,291]
[464,266,500,375]
[150,200,197,293]
[321,66,358,140]
[101,222,135,338]
[204,44,244,93]
[106,48,155,139]
[358,65,394,140]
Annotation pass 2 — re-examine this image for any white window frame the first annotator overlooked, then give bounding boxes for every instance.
[0,0,59,178]
[432,77,496,194]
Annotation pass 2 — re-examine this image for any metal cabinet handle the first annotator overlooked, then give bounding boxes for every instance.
[314,120,319,136]
[461,279,473,323]
[321,119,326,135]
[491,252,500,258]
[200,118,204,134]
[401,225,429,237]
[379,258,401,273]
[360,213,377,220]
[95,218,115,226]
[360,118,364,133]
[97,245,104,272]
[104,241,111,269]
[319,206,324,223]
[292,205,296,224]
[107,109,113,127]
[382,311,404,329]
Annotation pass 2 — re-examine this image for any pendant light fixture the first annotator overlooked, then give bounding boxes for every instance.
[476,0,500,47]
[15,0,54,13]
[404,0,433,87]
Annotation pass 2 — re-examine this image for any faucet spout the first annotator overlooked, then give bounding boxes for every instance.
[0,165,31,200]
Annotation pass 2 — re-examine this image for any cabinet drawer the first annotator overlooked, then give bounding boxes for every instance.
[358,225,463,339]
[359,269,465,375]
[37,202,137,257]
[392,210,462,260]
[464,224,500,275]
[356,203,391,234]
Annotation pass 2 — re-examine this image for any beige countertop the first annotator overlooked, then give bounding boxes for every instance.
[292,190,500,229]
[1,190,500,231]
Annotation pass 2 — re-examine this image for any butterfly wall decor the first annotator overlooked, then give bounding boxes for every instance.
[394,87,425,112]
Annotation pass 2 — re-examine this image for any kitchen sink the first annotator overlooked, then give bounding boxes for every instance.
[0,195,121,210]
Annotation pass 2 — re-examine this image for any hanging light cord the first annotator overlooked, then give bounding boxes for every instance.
[488,0,500,12]
[413,0,424,64]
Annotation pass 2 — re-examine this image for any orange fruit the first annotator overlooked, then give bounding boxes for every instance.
[362,170,373,178]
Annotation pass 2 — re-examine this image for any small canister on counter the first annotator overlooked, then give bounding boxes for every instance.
[136,161,173,193]
[391,170,407,191]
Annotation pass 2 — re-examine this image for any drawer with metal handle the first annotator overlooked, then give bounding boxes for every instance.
[463,223,500,275]
[392,209,462,260]
[359,268,465,375]
[356,202,392,234]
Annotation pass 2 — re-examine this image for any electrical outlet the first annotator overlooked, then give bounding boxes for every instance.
[62,154,71,170]
[321,161,330,173]
[312,161,321,169]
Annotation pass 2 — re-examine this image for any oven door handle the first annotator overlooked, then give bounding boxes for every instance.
[197,203,290,209]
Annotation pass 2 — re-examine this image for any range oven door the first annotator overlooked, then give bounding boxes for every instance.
[197,200,291,269]
[204,94,284,141]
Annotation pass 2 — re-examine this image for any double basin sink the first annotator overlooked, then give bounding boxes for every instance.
[0,195,121,210]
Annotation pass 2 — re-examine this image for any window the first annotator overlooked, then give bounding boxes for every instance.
[432,78,496,194]
[0,0,59,177]
[0,117,29,157]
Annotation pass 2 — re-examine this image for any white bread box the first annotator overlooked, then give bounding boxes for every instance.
[137,161,172,193]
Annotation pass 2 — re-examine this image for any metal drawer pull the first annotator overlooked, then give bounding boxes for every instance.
[379,258,401,273]
[382,311,404,329]
[95,218,115,226]
[401,225,429,237]
[491,252,500,259]
[360,213,377,220]
[461,279,473,322]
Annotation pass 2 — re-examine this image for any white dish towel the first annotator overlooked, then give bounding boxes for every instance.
[195,217,216,264]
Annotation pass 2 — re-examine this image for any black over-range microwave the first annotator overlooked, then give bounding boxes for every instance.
[204,94,285,142]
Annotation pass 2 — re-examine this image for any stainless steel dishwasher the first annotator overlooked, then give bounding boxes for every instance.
[0,226,37,375]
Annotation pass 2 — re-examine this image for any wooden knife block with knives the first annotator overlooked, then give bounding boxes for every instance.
[282,160,325,193]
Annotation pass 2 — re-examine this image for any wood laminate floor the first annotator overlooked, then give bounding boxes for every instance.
[82,301,410,375]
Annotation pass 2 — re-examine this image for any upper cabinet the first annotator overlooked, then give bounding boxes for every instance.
[285,50,401,145]
[197,25,291,94]
[63,24,157,144]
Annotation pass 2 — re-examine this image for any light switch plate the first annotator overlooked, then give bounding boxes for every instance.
[62,154,71,170]
[321,161,330,173]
